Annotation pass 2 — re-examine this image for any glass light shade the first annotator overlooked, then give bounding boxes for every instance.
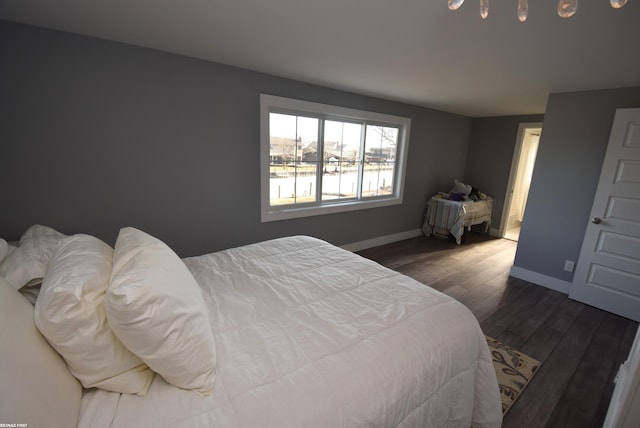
[480,0,489,18]
[445,0,626,20]
[448,0,465,10]
[557,0,578,18]
[517,0,528,21]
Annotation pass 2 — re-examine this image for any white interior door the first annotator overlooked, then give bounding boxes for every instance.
[569,108,640,322]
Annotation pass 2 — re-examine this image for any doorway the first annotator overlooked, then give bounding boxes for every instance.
[501,123,542,241]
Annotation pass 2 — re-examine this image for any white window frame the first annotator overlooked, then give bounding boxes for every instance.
[260,94,411,222]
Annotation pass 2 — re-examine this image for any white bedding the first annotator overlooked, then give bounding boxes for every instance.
[78,235,502,428]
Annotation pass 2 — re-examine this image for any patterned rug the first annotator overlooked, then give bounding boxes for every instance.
[485,336,541,414]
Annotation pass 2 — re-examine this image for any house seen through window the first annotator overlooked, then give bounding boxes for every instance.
[260,94,411,222]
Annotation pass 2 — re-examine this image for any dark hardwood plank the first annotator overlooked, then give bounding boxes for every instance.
[357,232,639,428]
[591,321,639,426]
[494,305,606,427]
[544,313,631,427]
[518,298,585,362]
[497,289,566,349]
[470,277,534,324]
[479,282,551,339]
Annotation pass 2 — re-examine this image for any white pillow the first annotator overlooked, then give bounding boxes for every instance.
[0,238,16,263]
[35,234,155,395]
[450,179,472,196]
[0,277,82,428]
[107,227,216,395]
[0,224,66,289]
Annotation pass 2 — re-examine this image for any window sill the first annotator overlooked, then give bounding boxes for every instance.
[261,196,403,222]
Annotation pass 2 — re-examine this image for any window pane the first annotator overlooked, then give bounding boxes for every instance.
[261,94,410,222]
[269,113,319,206]
[363,125,398,197]
[322,120,362,201]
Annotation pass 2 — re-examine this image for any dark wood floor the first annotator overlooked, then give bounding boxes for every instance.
[357,232,638,428]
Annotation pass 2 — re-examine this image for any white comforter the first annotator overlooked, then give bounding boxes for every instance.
[79,236,502,428]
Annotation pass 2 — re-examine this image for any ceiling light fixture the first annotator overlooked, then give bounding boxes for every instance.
[447,0,629,21]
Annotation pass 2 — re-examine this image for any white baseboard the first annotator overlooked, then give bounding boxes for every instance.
[509,265,572,294]
[342,227,504,252]
[341,228,423,252]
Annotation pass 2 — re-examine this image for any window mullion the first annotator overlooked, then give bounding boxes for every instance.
[293,117,298,204]
[356,121,366,200]
[316,118,325,204]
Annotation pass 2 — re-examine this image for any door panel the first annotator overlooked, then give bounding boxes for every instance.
[569,108,640,322]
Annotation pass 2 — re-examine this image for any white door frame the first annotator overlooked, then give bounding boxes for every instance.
[499,122,543,238]
[603,327,640,428]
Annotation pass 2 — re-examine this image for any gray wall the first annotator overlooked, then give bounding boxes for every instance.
[464,114,544,229]
[514,87,640,281]
[0,20,470,256]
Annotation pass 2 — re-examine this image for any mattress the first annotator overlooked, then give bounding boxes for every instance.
[78,235,502,428]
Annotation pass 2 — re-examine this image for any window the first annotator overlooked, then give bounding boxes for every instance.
[260,94,411,222]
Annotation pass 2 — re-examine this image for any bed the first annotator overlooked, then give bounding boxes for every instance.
[423,196,494,244]
[0,225,502,428]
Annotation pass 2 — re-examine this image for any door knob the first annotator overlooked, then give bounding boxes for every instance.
[592,217,602,224]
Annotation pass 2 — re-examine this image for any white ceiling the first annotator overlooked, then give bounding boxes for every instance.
[1,0,639,117]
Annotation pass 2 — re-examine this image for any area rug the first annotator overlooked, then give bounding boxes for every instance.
[485,335,541,414]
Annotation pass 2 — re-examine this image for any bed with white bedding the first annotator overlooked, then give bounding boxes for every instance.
[0,225,502,428]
